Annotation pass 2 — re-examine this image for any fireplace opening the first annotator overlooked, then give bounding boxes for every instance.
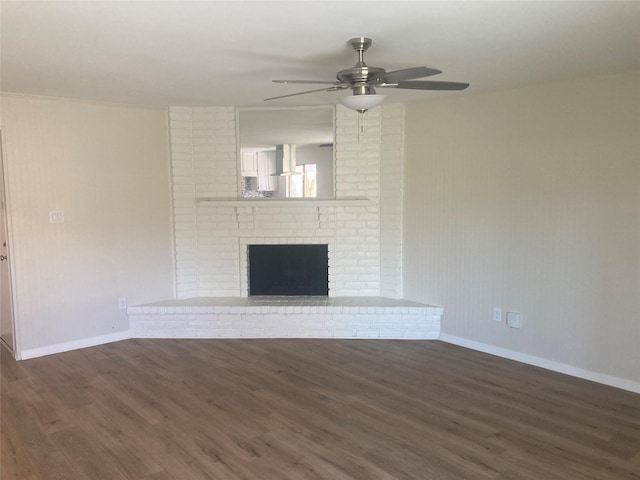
[248,244,328,296]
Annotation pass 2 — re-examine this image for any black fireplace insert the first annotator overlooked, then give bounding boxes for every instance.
[248,244,328,296]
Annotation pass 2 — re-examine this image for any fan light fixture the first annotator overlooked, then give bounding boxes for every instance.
[340,94,386,114]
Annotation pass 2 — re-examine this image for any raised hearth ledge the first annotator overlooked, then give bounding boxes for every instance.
[128,296,443,340]
[196,197,372,207]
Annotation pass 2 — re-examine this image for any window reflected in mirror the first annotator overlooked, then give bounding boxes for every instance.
[238,107,335,199]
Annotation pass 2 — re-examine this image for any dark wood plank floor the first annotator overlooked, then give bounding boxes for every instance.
[1,339,639,479]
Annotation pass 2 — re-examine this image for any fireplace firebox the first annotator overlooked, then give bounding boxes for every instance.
[248,244,328,296]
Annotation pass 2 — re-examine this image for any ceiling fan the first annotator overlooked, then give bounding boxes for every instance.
[265,37,469,113]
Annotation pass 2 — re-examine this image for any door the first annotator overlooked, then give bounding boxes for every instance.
[0,130,15,352]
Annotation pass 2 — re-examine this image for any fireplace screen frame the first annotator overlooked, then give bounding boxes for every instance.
[239,237,335,297]
[248,244,328,296]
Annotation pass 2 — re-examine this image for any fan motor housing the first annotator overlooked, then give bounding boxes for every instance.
[336,66,386,86]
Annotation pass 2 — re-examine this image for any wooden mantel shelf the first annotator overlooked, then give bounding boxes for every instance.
[196,197,372,207]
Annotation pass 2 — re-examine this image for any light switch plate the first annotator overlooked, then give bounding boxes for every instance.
[49,211,64,223]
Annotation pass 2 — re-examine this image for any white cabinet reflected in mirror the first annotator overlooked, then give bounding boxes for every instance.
[238,107,335,199]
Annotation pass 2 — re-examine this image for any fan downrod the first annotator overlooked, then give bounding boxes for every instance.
[337,37,385,87]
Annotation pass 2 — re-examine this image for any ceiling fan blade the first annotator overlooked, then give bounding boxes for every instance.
[383,67,442,83]
[385,80,470,91]
[264,85,346,101]
[273,80,339,85]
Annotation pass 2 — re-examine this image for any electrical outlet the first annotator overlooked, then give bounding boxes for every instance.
[506,311,522,329]
[493,307,502,323]
[118,297,127,310]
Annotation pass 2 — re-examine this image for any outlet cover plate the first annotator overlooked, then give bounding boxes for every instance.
[506,311,522,329]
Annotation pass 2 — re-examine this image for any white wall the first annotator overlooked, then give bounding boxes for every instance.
[403,71,640,387]
[0,95,175,357]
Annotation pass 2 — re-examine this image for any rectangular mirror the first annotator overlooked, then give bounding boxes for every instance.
[238,106,335,199]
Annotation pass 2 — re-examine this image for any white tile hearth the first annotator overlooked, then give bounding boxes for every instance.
[128,296,442,340]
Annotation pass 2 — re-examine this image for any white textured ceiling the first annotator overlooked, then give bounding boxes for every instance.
[1,1,639,108]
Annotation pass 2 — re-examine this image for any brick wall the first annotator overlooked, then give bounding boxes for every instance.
[380,103,405,297]
[168,104,404,298]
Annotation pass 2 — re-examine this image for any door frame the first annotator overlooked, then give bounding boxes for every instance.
[0,128,19,358]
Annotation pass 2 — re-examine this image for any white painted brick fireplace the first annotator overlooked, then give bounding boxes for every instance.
[169,104,404,299]
[128,103,442,339]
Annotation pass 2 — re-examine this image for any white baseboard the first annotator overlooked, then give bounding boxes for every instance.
[19,330,131,360]
[439,333,640,394]
[16,329,639,394]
